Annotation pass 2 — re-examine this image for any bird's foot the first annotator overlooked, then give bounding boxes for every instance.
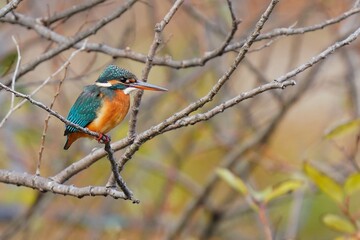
[97,133,111,144]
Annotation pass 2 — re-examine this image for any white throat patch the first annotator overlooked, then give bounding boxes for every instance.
[95,82,112,87]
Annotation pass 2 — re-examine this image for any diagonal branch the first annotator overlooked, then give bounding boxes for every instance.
[0,0,22,18]
[163,80,296,132]
[39,0,106,26]
[276,26,360,82]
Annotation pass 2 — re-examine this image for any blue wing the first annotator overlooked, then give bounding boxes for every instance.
[64,85,102,135]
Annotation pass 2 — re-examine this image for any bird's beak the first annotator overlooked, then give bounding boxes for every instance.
[130,81,168,91]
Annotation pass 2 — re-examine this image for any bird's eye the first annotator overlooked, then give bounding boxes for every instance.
[119,77,126,83]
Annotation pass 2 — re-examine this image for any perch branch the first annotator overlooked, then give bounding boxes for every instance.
[0,169,127,199]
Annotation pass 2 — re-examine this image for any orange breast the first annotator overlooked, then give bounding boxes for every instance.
[87,90,130,134]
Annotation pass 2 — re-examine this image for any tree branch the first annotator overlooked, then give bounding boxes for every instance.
[104,142,139,203]
[0,169,127,199]
[276,26,360,82]
[39,0,106,26]
[0,0,22,18]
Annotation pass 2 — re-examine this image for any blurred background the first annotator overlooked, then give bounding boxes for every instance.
[0,0,360,239]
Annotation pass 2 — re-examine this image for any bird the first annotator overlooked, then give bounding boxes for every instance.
[63,65,167,150]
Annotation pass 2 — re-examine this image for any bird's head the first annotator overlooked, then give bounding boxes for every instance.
[95,65,167,94]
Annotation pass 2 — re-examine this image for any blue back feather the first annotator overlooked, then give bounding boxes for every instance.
[64,85,102,135]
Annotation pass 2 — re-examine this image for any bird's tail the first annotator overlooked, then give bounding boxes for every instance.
[63,137,71,150]
[63,134,78,150]
[63,132,89,150]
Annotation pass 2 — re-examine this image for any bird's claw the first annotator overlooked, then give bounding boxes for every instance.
[97,133,111,144]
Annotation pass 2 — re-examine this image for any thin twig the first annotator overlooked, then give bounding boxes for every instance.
[38,0,106,26]
[258,203,273,240]
[35,40,88,174]
[0,36,22,127]
[104,142,139,203]
[163,80,295,132]
[36,66,68,176]
[276,26,360,82]
[0,37,21,127]
[10,37,21,109]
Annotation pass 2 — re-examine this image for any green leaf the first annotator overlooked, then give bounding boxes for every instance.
[0,52,17,77]
[303,162,344,203]
[216,168,248,196]
[325,119,360,139]
[263,179,303,204]
[323,214,356,234]
[344,173,360,196]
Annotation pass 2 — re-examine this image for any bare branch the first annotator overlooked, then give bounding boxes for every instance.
[39,0,106,26]
[255,6,360,42]
[163,80,296,132]
[0,0,22,18]
[104,142,139,203]
[0,169,127,199]
[37,67,68,176]
[0,36,21,127]
[276,26,360,82]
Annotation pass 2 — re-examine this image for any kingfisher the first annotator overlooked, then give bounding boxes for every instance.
[63,65,167,150]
